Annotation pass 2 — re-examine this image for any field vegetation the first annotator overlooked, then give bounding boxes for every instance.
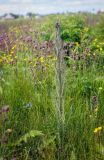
[0,12,104,160]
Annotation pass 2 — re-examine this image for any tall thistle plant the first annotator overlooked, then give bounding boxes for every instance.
[55,22,66,160]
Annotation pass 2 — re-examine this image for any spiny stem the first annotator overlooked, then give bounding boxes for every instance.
[55,22,66,160]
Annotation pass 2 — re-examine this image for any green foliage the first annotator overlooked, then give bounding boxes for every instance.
[0,12,104,160]
[17,130,44,144]
[60,16,84,42]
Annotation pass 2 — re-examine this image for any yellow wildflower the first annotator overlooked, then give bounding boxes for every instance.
[75,42,79,47]
[98,127,102,130]
[11,45,16,50]
[94,126,102,133]
[10,51,14,54]
[40,57,44,63]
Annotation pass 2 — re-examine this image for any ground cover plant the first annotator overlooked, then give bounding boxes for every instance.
[0,12,104,160]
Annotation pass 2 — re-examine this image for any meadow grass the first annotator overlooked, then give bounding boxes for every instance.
[0,13,104,160]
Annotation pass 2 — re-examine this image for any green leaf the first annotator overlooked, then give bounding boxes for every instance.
[17,130,44,144]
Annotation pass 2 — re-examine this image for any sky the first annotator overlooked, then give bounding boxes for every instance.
[0,0,104,15]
